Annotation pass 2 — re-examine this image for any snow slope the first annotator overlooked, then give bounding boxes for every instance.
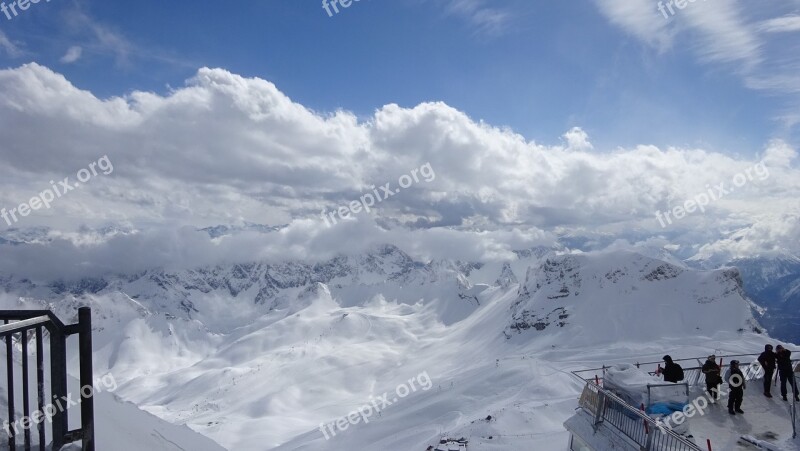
[0,363,225,450]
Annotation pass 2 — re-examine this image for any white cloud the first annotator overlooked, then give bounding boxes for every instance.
[0,218,555,281]
[592,0,675,51]
[60,46,83,64]
[758,15,800,33]
[593,0,800,133]
[58,7,192,69]
[762,139,798,167]
[680,0,761,67]
[0,64,797,274]
[562,127,593,152]
[63,9,133,66]
[439,0,512,35]
[0,30,22,57]
[694,214,800,261]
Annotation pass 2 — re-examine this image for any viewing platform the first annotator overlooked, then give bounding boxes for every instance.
[565,353,799,451]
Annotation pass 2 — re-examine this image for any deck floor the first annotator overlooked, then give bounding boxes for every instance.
[683,380,798,450]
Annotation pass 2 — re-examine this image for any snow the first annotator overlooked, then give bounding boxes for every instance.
[0,247,794,450]
[0,367,225,450]
[603,364,688,407]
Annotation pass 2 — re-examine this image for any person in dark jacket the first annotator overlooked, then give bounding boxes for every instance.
[662,355,684,383]
[758,344,777,398]
[702,355,722,400]
[727,360,746,415]
[775,345,799,402]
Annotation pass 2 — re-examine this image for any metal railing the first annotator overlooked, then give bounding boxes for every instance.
[571,351,800,386]
[578,381,702,451]
[1,308,95,451]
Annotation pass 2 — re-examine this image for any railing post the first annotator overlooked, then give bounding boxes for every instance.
[594,389,605,429]
[49,327,67,450]
[78,307,95,451]
[5,321,16,450]
[35,327,45,451]
[640,403,653,450]
[21,331,31,450]
[792,372,797,439]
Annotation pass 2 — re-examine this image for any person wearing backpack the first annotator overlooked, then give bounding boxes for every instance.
[758,344,777,398]
[702,355,722,401]
[776,345,799,402]
[662,355,684,383]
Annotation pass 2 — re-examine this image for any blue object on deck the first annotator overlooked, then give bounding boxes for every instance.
[646,402,688,415]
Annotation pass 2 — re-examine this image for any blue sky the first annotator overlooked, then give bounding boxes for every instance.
[0,0,797,154]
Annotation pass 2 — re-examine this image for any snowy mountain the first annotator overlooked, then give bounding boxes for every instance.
[724,253,800,344]
[505,252,759,343]
[0,243,772,450]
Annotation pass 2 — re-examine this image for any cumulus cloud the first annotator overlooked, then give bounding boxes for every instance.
[562,127,593,152]
[762,139,798,167]
[0,64,797,277]
[693,214,800,261]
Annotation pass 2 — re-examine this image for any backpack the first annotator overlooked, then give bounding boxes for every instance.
[675,364,684,381]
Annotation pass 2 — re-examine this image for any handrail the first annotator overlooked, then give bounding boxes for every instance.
[0,316,51,336]
[0,310,66,329]
[571,351,800,384]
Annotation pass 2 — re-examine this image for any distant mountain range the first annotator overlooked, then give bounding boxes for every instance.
[1,224,796,343]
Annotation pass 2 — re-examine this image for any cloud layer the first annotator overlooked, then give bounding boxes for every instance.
[0,63,797,278]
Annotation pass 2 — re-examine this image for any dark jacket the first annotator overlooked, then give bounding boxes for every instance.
[728,367,746,390]
[702,360,721,385]
[758,350,777,370]
[777,349,793,373]
[663,361,684,383]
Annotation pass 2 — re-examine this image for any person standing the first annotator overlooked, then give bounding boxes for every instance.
[758,344,777,398]
[775,345,799,402]
[727,360,746,415]
[662,355,684,383]
[702,355,722,401]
